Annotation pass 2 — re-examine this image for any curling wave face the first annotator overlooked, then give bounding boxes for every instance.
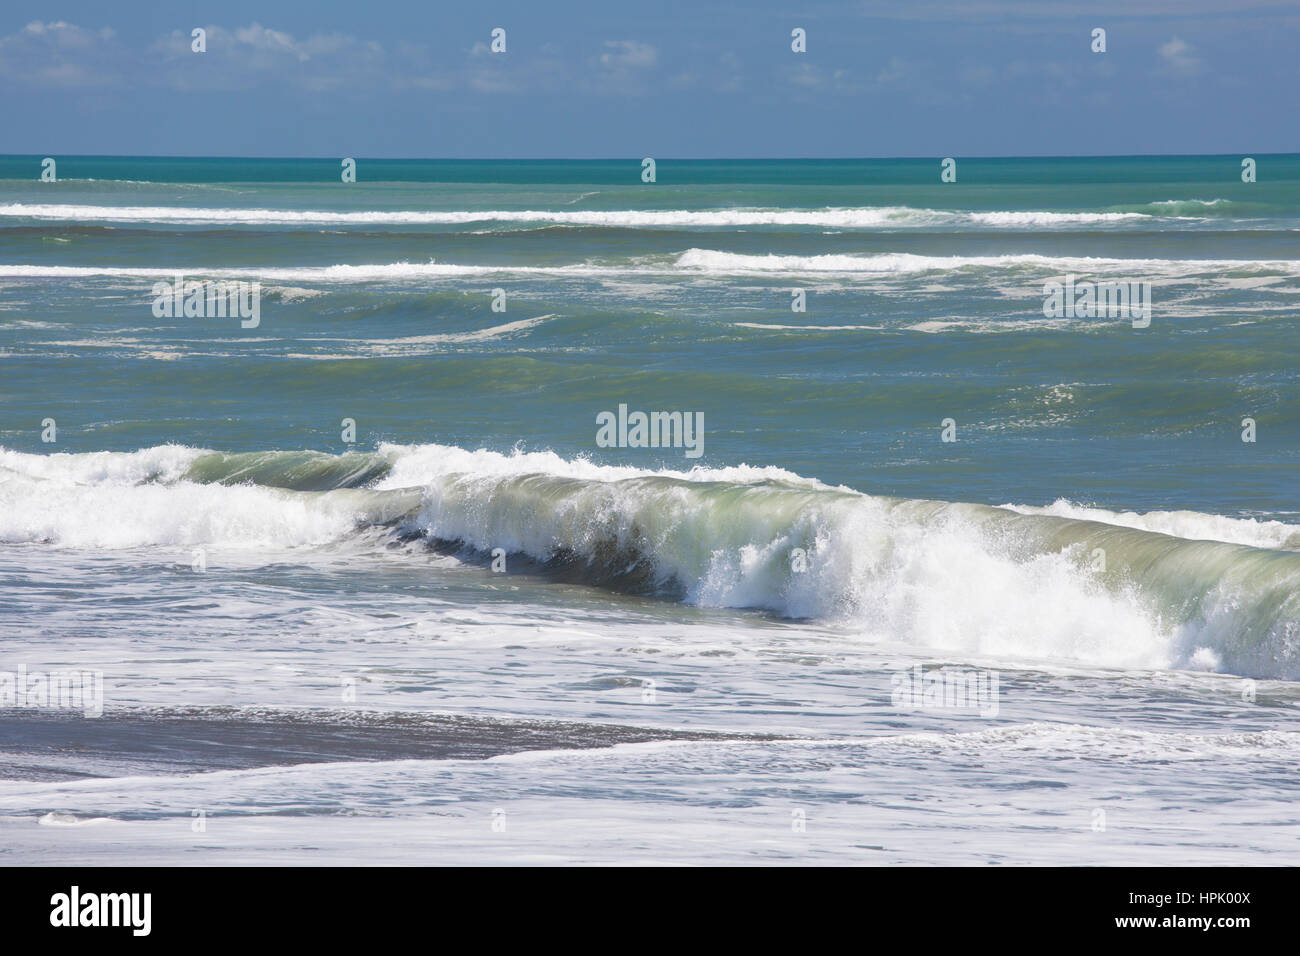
[2,442,1297,679]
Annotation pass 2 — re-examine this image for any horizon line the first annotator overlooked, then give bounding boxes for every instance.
[2,151,1296,162]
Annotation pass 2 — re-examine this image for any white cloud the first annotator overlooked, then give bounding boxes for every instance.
[861,0,1295,20]
[232,24,301,58]
[599,41,657,70]
[1158,36,1202,74]
[786,63,825,88]
[0,21,122,86]
[874,56,910,86]
[149,23,389,92]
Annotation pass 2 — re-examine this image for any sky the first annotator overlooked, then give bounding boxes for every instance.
[0,0,1296,158]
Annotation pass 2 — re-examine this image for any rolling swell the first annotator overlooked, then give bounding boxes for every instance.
[2,443,1297,678]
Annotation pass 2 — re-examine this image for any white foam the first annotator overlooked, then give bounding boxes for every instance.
[0,476,363,550]
[966,210,1148,225]
[0,445,201,486]
[375,442,822,490]
[7,250,1296,286]
[354,314,556,345]
[0,262,609,281]
[733,322,885,331]
[0,202,1164,228]
[1003,499,1300,551]
[1150,198,1229,207]
[673,248,1300,276]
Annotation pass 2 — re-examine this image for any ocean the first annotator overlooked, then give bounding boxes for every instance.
[1,154,1298,864]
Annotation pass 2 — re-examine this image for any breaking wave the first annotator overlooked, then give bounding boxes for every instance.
[0,202,1197,229]
[2,443,1297,678]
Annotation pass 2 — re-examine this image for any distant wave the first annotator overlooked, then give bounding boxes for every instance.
[3,442,1299,679]
[0,262,602,281]
[670,249,1300,275]
[1149,198,1230,208]
[3,250,1298,284]
[0,202,1204,229]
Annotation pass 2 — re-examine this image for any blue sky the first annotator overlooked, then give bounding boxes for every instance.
[1,0,1295,157]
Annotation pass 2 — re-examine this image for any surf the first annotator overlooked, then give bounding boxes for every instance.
[2,442,1297,679]
[4,251,1298,284]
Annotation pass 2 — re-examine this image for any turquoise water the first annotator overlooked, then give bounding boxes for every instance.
[2,155,1299,864]
[2,155,1298,509]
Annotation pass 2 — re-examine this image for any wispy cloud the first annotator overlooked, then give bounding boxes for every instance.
[151,23,387,92]
[0,21,122,87]
[1158,36,1202,75]
[860,0,1297,20]
[599,40,657,70]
